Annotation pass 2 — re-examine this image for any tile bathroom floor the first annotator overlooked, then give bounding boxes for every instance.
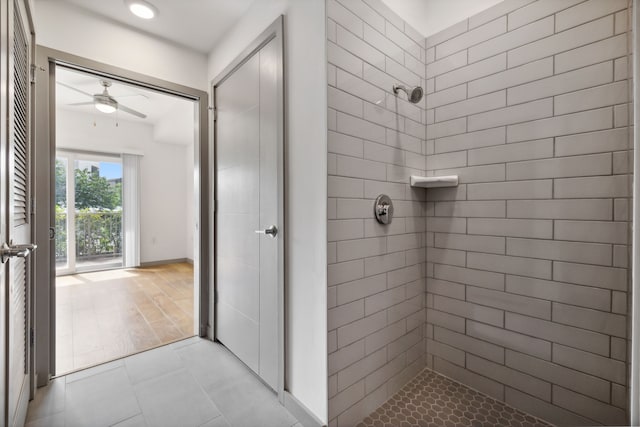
[357,368,553,427]
[26,337,300,427]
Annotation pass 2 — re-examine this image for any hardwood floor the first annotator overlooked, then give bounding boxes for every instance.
[55,262,195,375]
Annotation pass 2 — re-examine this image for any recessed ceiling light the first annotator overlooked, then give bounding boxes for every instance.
[125,0,157,20]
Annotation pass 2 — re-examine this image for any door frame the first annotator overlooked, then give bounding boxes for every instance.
[211,16,285,402]
[33,47,210,384]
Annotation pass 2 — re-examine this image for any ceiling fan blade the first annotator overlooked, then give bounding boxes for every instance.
[118,103,147,119]
[67,102,95,106]
[57,81,94,98]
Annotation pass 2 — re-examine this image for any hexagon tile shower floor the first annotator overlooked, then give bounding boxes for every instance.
[356,369,553,427]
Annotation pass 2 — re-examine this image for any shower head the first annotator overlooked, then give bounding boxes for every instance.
[393,84,424,104]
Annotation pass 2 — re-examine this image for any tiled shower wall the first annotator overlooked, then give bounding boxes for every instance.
[424,0,632,425]
[326,0,429,425]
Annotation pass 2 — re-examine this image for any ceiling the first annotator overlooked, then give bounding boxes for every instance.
[56,66,195,145]
[380,0,504,37]
[53,0,255,53]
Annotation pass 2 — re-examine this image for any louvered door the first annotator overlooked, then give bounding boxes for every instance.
[6,0,33,425]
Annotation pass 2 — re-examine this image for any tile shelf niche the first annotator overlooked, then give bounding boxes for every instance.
[410,175,459,188]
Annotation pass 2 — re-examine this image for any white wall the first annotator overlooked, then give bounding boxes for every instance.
[381,0,503,37]
[208,0,328,422]
[34,0,208,90]
[56,109,194,263]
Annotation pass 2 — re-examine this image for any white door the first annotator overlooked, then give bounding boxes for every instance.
[5,0,34,425]
[215,36,282,391]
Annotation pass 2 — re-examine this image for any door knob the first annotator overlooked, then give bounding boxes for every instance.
[0,242,37,263]
[255,225,278,238]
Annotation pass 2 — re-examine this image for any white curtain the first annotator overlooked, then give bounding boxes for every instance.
[122,154,141,268]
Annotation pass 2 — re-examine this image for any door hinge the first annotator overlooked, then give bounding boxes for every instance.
[29,328,34,347]
[211,107,217,121]
[30,64,36,84]
[30,196,36,216]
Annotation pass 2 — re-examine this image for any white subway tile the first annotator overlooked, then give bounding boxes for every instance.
[386,21,422,60]
[468,138,553,166]
[505,388,594,426]
[426,19,468,49]
[362,0,404,30]
[507,237,612,266]
[336,154,387,181]
[505,350,610,403]
[337,311,387,348]
[328,340,364,375]
[555,128,629,157]
[427,117,466,140]
[328,176,364,198]
[468,218,552,239]
[329,219,365,242]
[363,103,402,131]
[427,151,467,169]
[437,91,506,123]
[434,295,504,327]
[553,344,626,384]
[365,286,406,316]
[506,107,613,143]
[385,57,420,87]
[363,24,403,64]
[553,386,626,425]
[468,0,536,29]
[614,56,628,81]
[426,50,467,78]
[336,273,387,305]
[467,354,551,401]
[427,247,466,267]
[555,220,628,244]
[467,320,551,360]
[615,9,628,35]
[436,17,506,60]
[507,153,611,180]
[426,84,467,109]
[337,69,386,105]
[427,339,465,366]
[468,98,552,131]
[337,237,387,262]
[436,54,506,91]
[469,16,553,63]
[555,34,627,74]
[556,0,628,32]
[553,303,626,337]
[329,259,365,286]
[337,111,386,144]
[507,0,587,31]
[329,131,364,158]
[427,309,465,333]
[553,261,627,291]
[337,0,385,33]
[508,16,613,68]
[427,278,465,300]
[468,57,553,97]
[467,253,551,280]
[507,199,612,220]
[404,52,426,79]
[364,252,405,276]
[329,300,365,331]
[435,127,505,154]
[435,264,504,291]
[434,326,504,364]
[506,275,611,311]
[435,201,506,218]
[555,80,627,115]
[337,25,385,68]
[329,86,364,117]
[436,164,505,184]
[329,42,364,77]
[336,198,371,219]
[328,0,364,37]
[508,61,613,106]
[467,180,552,200]
[554,175,629,199]
[468,286,550,320]
[435,233,505,255]
[506,312,610,356]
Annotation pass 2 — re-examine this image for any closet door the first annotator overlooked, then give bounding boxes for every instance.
[5,0,35,425]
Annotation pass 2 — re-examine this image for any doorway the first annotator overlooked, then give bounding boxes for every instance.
[33,50,210,382]
[213,17,284,395]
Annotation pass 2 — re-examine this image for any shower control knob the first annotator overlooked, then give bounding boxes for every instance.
[374,195,394,225]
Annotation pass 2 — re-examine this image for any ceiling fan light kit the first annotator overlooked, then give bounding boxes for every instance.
[57,78,147,119]
[125,0,157,20]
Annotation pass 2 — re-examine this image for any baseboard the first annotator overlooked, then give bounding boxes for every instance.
[284,391,325,427]
[140,258,191,267]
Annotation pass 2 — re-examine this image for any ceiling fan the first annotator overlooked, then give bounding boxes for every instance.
[58,79,147,119]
